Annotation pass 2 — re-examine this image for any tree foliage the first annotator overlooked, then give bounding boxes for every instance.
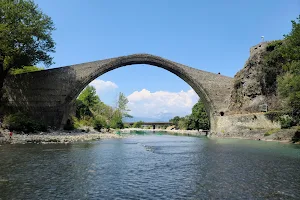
[133,121,143,128]
[262,15,300,125]
[0,0,55,99]
[169,100,209,130]
[74,86,131,130]
[116,92,132,118]
[190,100,210,130]
[109,109,124,129]
[10,66,43,75]
[3,112,47,133]
[78,86,100,108]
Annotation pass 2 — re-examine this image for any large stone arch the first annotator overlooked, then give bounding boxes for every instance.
[4,54,233,132]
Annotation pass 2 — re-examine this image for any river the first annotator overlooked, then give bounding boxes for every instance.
[0,131,299,199]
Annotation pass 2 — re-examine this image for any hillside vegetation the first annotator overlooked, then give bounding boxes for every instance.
[230,16,300,128]
[72,86,132,131]
[169,100,209,130]
[262,16,300,126]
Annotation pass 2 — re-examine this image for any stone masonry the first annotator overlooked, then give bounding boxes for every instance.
[4,54,233,131]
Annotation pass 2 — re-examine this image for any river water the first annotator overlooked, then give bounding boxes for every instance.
[0,132,299,200]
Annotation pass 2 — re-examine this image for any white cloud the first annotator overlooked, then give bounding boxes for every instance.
[127,88,199,119]
[89,79,118,95]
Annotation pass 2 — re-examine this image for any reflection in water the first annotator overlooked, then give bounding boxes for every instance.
[0,133,299,199]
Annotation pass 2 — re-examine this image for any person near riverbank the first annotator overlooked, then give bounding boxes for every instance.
[9,132,13,139]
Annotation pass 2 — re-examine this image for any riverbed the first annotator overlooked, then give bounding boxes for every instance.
[0,131,299,199]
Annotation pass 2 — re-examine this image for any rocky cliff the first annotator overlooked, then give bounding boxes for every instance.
[229,42,280,113]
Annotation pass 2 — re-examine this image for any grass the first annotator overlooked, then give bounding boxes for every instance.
[264,128,280,136]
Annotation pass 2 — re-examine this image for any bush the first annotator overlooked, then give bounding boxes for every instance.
[109,117,124,129]
[123,124,130,128]
[178,119,188,130]
[266,40,283,52]
[279,116,294,129]
[265,111,295,128]
[110,120,124,129]
[265,111,291,122]
[93,116,107,131]
[73,117,93,128]
[264,128,280,136]
[132,121,143,128]
[3,112,47,133]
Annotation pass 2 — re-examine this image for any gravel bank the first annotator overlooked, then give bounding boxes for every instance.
[0,128,125,144]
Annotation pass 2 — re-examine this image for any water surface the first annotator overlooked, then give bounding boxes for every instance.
[0,132,299,199]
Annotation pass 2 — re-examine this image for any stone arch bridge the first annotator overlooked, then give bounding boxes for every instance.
[4,54,233,132]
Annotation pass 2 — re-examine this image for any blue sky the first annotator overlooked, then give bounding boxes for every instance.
[34,0,299,120]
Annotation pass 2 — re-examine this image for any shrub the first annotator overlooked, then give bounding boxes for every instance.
[279,116,294,129]
[3,112,47,133]
[265,111,291,122]
[109,117,124,129]
[132,121,143,128]
[266,40,283,52]
[265,111,295,128]
[123,124,130,128]
[264,128,280,136]
[93,116,107,131]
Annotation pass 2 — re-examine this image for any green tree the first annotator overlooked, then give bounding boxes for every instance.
[109,109,124,129]
[169,116,181,127]
[78,86,100,108]
[276,16,300,123]
[75,99,92,119]
[190,100,210,130]
[92,101,114,120]
[178,117,188,130]
[259,16,300,126]
[93,115,107,131]
[116,92,132,118]
[0,0,55,100]
[133,121,143,128]
[169,101,209,130]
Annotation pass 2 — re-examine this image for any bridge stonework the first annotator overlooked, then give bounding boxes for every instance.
[4,54,233,132]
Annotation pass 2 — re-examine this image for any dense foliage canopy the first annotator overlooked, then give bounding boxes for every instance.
[74,86,131,130]
[262,15,300,126]
[0,0,55,100]
[169,100,209,130]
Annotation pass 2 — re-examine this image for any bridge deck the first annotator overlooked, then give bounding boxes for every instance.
[125,122,173,125]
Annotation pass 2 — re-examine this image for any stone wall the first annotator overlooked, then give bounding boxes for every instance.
[214,113,280,134]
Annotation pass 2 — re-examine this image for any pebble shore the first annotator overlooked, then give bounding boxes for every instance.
[0,128,124,144]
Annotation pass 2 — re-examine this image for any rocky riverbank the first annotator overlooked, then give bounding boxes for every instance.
[209,128,300,144]
[0,128,125,144]
[1,127,299,144]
